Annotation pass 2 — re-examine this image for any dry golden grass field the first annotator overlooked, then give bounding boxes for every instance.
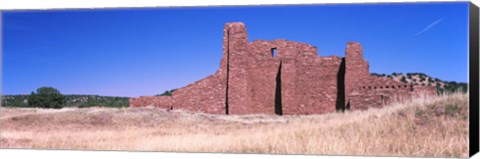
[0,93,469,157]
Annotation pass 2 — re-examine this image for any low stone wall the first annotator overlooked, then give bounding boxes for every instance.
[347,76,437,110]
[129,96,173,110]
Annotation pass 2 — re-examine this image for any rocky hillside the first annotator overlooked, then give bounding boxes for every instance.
[371,72,468,94]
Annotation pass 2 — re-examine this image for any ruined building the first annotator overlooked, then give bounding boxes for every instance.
[129,22,437,115]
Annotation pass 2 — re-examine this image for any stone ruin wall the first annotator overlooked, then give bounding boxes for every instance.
[347,76,437,110]
[245,39,343,115]
[129,22,438,115]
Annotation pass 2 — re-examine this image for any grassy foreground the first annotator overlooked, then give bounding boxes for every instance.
[0,93,469,157]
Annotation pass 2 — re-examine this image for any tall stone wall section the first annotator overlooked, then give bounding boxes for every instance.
[225,23,252,115]
[344,42,370,108]
[129,22,437,115]
[245,40,341,115]
[245,40,281,115]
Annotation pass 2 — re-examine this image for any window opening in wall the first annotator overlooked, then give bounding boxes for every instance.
[271,48,277,58]
[386,86,389,88]
[392,86,395,89]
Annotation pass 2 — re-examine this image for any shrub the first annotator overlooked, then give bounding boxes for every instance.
[156,89,177,96]
[445,103,462,117]
[400,76,407,83]
[28,87,65,109]
[415,108,425,117]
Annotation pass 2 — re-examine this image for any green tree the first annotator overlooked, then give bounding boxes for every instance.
[156,89,178,96]
[400,76,407,83]
[28,87,65,109]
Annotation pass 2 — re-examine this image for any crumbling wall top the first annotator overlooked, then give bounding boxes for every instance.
[225,22,247,35]
[346,41,363,58]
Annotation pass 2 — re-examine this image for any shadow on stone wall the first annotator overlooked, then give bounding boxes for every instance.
[336,58,346,112]
[275,61,283,115]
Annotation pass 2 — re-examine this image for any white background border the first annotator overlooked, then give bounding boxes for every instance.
[0,0,474,10]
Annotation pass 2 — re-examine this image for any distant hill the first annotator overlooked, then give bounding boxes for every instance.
[1,95,128,108]
[371,72,468,94]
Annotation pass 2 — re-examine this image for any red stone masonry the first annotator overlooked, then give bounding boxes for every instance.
[129,22,437,115]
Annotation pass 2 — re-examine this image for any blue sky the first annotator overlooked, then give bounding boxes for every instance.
[2,2,469,97]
